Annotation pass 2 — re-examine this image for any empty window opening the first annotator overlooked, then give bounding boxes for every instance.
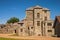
[44,10,47,13]
[45,17,47,20]
[37,21,40,26]
[1,26,3,28]
[37,13,40,18]
[15,30,16,33]
[20,23,23,26]
[48,30,52,32]
[28,27,30,30]
[31,27,33,29]
[21,29,23,32]
[41,21,43,27]
[47,23,52,26]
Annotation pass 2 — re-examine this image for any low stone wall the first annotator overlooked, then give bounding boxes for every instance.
[0,29,14,34]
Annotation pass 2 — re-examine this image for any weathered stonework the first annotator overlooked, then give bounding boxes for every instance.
[16,5,54,36]
[0,24,16,34]
[0,5,54,36]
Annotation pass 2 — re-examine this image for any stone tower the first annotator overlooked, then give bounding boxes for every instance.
[16,5,54,36]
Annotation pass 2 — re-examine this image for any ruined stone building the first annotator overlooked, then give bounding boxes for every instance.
[16,5,54,36]
[0,5,54,36]
[0,24,17,34]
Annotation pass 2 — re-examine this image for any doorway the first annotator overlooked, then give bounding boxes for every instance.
[14,30,16,33]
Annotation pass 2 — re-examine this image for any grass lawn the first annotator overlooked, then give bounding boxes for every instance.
[0,37,33,40]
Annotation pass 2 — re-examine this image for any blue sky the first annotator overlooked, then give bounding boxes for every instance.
[0,0,60,24]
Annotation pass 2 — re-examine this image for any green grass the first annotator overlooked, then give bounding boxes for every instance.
[0,37,19,40]
[0,37,33,40]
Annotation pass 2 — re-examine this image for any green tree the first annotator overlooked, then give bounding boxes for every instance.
[7,17,19,24]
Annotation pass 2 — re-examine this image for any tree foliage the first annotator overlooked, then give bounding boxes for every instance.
[7,17,19,24]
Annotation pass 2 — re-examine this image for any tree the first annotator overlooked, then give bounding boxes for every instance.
[7,17,19,24]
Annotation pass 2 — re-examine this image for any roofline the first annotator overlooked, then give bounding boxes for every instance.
[26,10,33,11]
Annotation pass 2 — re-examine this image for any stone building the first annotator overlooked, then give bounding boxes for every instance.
[0,5,54,36]
[16,5,54,36]
[53,16,60,37]
[0,24,17,34]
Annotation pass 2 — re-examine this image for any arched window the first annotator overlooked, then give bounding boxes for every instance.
[37,13,40,18]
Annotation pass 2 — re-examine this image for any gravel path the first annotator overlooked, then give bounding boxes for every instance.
[0,34,60,40]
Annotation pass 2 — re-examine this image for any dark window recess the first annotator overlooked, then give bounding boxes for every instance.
[44,10,47,13]
[31,27,33,29]
[41,21,43,27]
[37,13,40,18]
[37,21,40,26]
[15,30,16,33]
[21,29,23,32]
[28,27,30,30]
[47,23,52,26]
[1,26,3,28]
[20,23,23,26]
[45,17,47,20]
[48,30,52,32]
